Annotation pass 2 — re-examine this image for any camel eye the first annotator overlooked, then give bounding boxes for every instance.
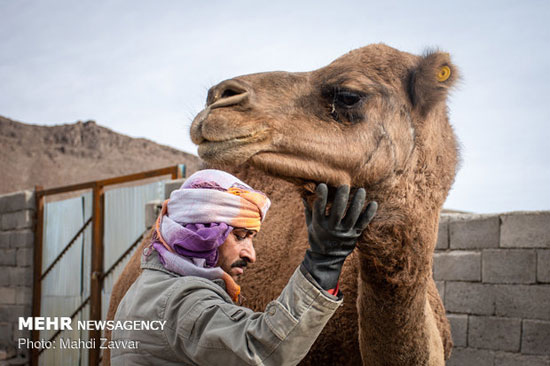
[321,85,365,124]
[334,90,362,107]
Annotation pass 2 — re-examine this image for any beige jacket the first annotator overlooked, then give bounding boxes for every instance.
[111,251,342,366]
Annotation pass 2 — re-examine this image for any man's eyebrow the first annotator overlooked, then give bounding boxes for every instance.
[234,229,256,237]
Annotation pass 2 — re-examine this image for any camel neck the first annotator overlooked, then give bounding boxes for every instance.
[355,189,441,365]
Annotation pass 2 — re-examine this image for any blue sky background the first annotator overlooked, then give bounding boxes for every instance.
[1,0,548,213]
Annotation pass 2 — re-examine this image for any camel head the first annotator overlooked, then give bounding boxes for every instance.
[191,44,459,204]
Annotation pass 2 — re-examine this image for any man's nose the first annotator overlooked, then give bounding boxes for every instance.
[241,241,256,264]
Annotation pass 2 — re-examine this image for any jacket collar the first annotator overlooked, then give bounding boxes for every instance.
[140,248,227,291]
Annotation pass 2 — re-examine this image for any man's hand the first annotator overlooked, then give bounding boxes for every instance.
[302,184,377,291]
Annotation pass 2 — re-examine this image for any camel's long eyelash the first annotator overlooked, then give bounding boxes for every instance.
[322,86,366,124]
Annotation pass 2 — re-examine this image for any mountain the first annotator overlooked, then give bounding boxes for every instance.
[0,116,201,194]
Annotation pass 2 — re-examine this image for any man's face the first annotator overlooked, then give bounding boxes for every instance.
[217,228,257,281]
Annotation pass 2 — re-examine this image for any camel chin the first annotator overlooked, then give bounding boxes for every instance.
[250,152,353,187]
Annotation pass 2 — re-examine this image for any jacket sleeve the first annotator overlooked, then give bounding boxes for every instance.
[164,265,342,366]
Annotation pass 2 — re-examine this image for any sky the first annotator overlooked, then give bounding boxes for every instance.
[0,0,548,213]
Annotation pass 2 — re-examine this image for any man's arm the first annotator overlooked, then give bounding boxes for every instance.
[165,266,341,366]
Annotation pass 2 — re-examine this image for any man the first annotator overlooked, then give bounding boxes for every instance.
[111,169,377,365]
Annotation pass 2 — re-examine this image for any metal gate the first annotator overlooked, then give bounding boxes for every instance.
[32,165,184,366]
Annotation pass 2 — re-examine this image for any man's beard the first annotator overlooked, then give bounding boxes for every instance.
[231,259,248,269]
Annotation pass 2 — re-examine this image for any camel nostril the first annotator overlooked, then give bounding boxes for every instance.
[207,80,251,109]
[221,88,241,99]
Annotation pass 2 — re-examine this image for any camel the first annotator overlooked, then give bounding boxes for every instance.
[104,43,459,366]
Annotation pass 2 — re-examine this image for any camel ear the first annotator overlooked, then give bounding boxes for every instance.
[408,51,458,115]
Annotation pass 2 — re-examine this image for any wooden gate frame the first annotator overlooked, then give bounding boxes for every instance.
[32,165,184,366]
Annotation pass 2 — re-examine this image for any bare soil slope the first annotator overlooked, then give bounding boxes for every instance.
[0,115,200,194]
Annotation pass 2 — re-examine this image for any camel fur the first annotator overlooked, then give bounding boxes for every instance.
[104,43,459,366]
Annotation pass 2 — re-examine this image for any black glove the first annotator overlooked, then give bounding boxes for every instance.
[302,184,377,291]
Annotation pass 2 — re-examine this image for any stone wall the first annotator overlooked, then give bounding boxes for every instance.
[0,190,35,363]
[435,212,550,365]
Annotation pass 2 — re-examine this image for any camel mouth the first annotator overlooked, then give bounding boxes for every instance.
[190,107,269,150]
[201,132,259,144]
[197,129,271,164]
[198,135,258,155]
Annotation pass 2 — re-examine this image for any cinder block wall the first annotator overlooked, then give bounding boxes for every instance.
[435,212,550,365]
[0,190,35,362]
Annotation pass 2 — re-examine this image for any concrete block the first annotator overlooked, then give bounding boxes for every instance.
[0,274,8,286]
[435,281,445,302]
[0,287,16,305]
[495,285,550,320]
[0,210,34,231]
[522,319,550,355]
[501,212,550,248]
[468,315,521,352]
[0,232,9,248]
[434,251,481,281]
[7,268,32,287]
[0,249,16,266]
[0,322,12,343]
[447,347,494,366]
[16,248,33,267]
[12,327,31,343]
[449,214,500,249]
[15,287,32,305]
[5,351,29,364]
[164,179,185,199]
[0,305,30,322]
[447,314,468,347]
[495,353,550,366]
[445,282,496,315]
[10,230,34,248]
[538,250,550,283]
[0,346,15,360]
[145,200,162,229]
[482,249,536,284]
[0,190,35,213]
[436,216,449,250]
